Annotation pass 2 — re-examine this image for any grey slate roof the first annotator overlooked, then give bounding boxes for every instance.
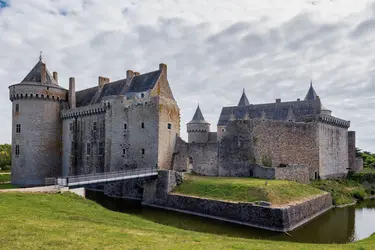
[75,70,162,107]
[304,82,318,100]
[21,60,58,85]
[238,89,250,106]
[217,100,320,126]
[188,105,209,124]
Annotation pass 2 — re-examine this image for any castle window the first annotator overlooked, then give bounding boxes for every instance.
[124,123,127,129]
[141,149,145,155]
[222,128,225,132]
[141,122,144,129]
[15,104,19,112]
[86,143,91,156]
[69,123,73,132]
[98,142,104,156]
[71,142,74,154]
[15,145,20,156]
[16,124,21,134]
[123,148,126,155]
[167,123,172,129]
[93,122,97,131]
[141,93,144,98]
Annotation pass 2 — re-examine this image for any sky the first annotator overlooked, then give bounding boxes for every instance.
[0,0,374,152]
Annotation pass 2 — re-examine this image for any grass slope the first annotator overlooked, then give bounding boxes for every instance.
[172,175,323,206]
[0,173,10,183]
[0,192,373,249]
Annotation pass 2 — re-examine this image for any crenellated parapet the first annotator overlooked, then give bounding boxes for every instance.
[318,114,350,128]
[9,84,68,102]
[61,103,107,120]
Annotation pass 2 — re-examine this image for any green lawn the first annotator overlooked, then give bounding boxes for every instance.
[172,175,324,206]
[0,192,373,249]
[0,173,10,183]
[0,183,17,189]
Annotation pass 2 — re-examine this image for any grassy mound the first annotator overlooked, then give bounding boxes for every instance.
[0,173,10,183]
[172,175,324,206]
[0,192,374,249]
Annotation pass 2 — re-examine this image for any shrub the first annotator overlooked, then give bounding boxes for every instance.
[351,190,366,201]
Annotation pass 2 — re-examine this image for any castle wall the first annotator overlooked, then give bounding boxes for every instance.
[9,84,68,186]
[172,137,218,176]
[107,97,159,171]
[318,122,349,179]
[348,131,356,171]
[219,120,320,179]
[274,165,310,184]
[62,103,106,176]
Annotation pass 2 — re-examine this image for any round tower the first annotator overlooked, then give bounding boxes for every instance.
[8,56,68,187]
[187,105,210,143]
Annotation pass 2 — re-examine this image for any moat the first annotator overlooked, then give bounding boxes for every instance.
[86,189,375,244]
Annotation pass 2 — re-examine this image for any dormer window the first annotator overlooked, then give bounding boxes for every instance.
[141,93,144,98]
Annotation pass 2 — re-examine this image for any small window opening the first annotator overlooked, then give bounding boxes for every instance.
[141,122,144,129]
[69,123,74,132]
[99,142,104,156]
[124,123,127,129]
[167,123,172,130]
[15,104,19,112]
[16,124,21,134]
[141,93,144,98]
[87,143,91,156]
[141,149,145,155]
[123,148,126,155]
[93,122,97,131]
[314,172,318,180]
[15,145,20,156]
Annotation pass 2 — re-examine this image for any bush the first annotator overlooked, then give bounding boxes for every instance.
[351,190,366,201]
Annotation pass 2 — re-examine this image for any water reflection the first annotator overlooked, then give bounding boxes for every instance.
[85,189,375,244]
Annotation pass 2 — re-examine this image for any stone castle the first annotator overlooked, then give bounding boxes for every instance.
[9,57,363,186]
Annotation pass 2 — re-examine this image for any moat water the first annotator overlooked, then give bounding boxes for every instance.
[86,189,375,244]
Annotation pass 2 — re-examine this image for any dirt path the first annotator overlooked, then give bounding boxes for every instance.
[0,185,60,193]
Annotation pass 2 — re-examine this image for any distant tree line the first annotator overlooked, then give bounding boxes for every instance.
[356,148,375,169]
[0,144,11,171]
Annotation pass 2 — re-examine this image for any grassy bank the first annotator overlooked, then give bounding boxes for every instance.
[172,175,324,206]
[0,192,373,249]
[311,179,374,205]
[0,172,10,183]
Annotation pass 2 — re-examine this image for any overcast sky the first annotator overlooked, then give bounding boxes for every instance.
[0,0,374,152]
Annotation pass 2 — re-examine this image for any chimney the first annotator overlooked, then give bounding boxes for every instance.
[126,70,134,86]
[159,63,167,78]
[276,98,281,103]
[41,63,47,83]
[53,72,58,84]
[69,77,76,109]
[297,98,300,101]
[134,72,140,76]
[98,76,110,88]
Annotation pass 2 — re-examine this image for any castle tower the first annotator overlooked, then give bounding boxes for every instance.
[187,104,210,143]
[304,80,331,115]
[8,55,68,186]
[238,88,250,106]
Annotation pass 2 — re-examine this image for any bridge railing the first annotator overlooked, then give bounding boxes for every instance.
[65,167,158,185]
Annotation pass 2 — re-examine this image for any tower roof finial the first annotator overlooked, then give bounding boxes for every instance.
[39,51,43,62]
[238,89,250,106]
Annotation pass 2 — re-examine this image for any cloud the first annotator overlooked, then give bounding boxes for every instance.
[0,0,374,152]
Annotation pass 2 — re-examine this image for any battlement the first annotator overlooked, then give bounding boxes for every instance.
[318,114,350,128]
[9,84,68,102]
[61,103,107,120]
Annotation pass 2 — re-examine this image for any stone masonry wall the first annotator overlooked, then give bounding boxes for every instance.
[318,122,348,179]
[348,131,356,171]
[219,119,319,179]
[143,170,332,232]
[172,137,218,176]
[274,165,310,184]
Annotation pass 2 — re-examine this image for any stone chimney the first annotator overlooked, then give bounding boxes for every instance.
[68,77,76,109]
[134,72,140,76]
[53,72,58,84]
[126,70,134,86]
[98,76,110,88]
[41,63,47,84]
[159,63,167,78]
[276,98,281,103]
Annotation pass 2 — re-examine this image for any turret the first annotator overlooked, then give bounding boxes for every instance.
[304,80,331,115]
[187,104,210,143]
[238,88,250,106]
[8,54,68,187]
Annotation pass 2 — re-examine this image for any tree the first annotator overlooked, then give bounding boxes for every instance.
[0,144,11,171]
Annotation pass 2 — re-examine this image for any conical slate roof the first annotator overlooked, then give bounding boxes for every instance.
[238,88,250,106]
[188,105,209,124]
[21,58,58,85]
[304,81,318,100]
